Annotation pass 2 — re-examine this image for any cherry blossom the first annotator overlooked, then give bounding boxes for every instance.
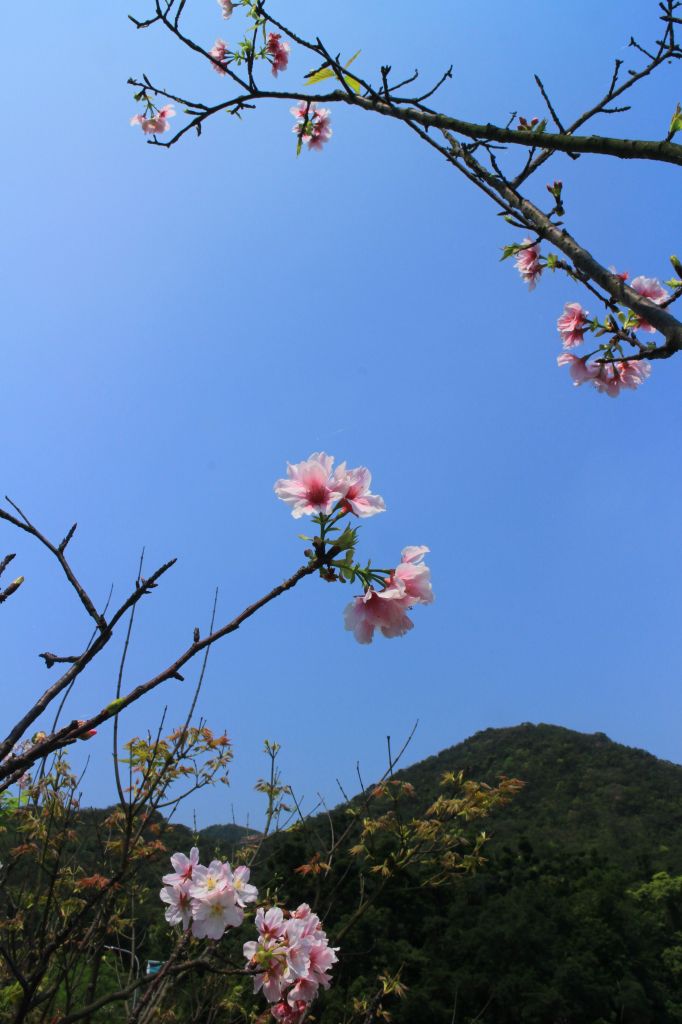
[290,103,333,152]
[558,352,650,397]
[244,904,337,1012]
[217,0,234,17]
[130,104,175,135]
[192,886,244,940]
[344,547,433,643]
[307,107,332,151]
[631,275,670,332]
[514,239,542,289]
[557,302,589,348]
[255,906,287,940]
[391,546,434,605]
[271,1000,307,1023]
[160,881,193,930]
[332,463,386,517]
[274,452,346,518]
[618,359,651,390]
[189,859,231,899]
[209,38,229,75]
[557,352,601,386]
[227,863,258,907]
[267,33,290,77]
[162,846,200,885]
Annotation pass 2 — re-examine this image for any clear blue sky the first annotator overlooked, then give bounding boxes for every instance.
[3,1,681,827]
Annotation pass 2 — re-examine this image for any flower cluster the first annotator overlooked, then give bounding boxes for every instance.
[274,453,432,643]
[209,38,229,75]
[159,847,257,940]
[160,852,337,1022]
[217,0,234,17]
[267,32,290,77]
[130,104,175,136]
[243,904,338,1020]
[557,352,650,397]
[344,546,433,644]
[553,271,669,396]
[274,452,385,519]
[291,102,333,152]
[513,238,543,290]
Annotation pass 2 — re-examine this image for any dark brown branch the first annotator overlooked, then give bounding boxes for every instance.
[0,559,320,784]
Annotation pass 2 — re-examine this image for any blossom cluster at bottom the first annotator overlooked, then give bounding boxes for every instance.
[244,904,338,1020]
[160,849,337,1022]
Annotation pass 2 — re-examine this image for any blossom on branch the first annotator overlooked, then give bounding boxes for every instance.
[514,239,542,289]
[209,38,229,75]
[557,352,651,397]
[274,452,383,518]
[291,102,333,152]
[332,463,386,518]
[631,275,670,332]
[160,881,193,930]
[217,0,234,17]
[243,902,338,1013]
[267,33,290,77]
[557,302,589,348]
[344,547,433,644]
[191,886,243,940]
[274,452,346,518]
[160,849,256,941]
[130,104,175,135]
[162,846,199,885]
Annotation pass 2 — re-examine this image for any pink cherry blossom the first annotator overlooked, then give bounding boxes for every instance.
[163,847,200,886]
[274,453,346,518]
[557,302,589,348]
[307,107,332,151]
[290,101,309,122]
[271,1000,307,1023]
[344,589,414,644]
[217,0,234,17]
[189,859,231,899]
[191,886,243,940]
[130,104,175,135]
[290,103,332,151]
[558,352,650,396]
[630,275,670,332]
[391,546,434,605]
[209,38,229,75]
[332,463,385,518]
[160,881,193,930]
[227,864,258,907]
[244,935,290,1002]
[514,239,542,290]
[590,362,622,398]
[344,547,433,643]
[256,906,287,939]
[267,32,290,77]
[557,352,601,386]
[617,359,651,390]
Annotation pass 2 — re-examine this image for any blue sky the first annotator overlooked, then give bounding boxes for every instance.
[2,1,681,827]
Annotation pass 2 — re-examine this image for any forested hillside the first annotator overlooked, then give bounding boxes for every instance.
[259,724,682,1023]
[7,724,682,1023]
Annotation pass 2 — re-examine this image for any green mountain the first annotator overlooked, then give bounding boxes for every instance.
[7,723,682,1024]
[259,723,682,1024]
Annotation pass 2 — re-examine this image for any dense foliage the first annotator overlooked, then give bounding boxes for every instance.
[4,724,682,1023]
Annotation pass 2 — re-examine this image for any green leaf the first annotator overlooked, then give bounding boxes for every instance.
[500,243,521,262]
[669,102,682,137]
[305,50,361,90]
